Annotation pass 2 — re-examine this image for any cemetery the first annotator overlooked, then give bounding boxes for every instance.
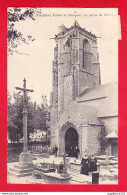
[8,149,118,184]
[7,78,118,184]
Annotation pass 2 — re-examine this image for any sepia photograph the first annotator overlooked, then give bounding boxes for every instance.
[7,7,118,184]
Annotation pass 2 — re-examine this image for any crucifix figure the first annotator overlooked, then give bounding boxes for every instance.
[15,78,34,153]
[16,78,34,109]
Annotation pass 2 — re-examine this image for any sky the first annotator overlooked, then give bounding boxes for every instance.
[7,8,119,105]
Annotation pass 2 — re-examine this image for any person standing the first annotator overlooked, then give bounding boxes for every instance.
[75,146,80,159]
[89,153,97,172]
[54,145,58,157]
[69,146,73,157]
[80,153,89,175]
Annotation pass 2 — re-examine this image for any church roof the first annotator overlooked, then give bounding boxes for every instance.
[105,130,118,139]
[79,82,117,101]
[56,20,96,38]
[77,82,118,118]
[73,102,102,125]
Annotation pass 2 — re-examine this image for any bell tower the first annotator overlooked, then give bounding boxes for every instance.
[50,21,101,146]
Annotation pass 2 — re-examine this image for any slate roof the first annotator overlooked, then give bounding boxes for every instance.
[73,102,102,125]
[77,82,118,118]
[105,130,118,138]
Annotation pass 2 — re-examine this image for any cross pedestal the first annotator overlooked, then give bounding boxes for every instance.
[19,107,32,164]
[9,79,34,178]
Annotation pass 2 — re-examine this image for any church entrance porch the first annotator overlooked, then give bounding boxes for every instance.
[65,127,78,157]
[59,122,81,157]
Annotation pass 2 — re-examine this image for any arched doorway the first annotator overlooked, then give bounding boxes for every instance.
[65,127,78,157]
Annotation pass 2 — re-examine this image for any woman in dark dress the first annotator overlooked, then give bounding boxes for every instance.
[80,153,89,175]
[89,153,97,172]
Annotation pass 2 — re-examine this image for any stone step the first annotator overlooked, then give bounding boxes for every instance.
[114,165,118,168]
[14,164,33,170]
[71,174,92,184]
[95,155,116,160]
[9,167,33,174]
[109,161,118,165]
[8,170,32,178]
[20,161,32,165]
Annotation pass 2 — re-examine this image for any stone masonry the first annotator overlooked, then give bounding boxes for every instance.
[50,21,118,157]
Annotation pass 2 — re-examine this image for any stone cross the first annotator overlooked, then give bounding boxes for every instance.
[15,78,34,152]
[16,78,34,108]
[63,151,67,174]
[61,151,70,178]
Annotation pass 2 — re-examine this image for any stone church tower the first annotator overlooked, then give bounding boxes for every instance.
[50,21,101,152]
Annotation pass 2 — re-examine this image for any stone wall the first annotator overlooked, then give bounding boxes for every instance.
[58,101,87,154]
[87,125,102,155]
[78,31,100,92]
[92,63,101,86]
[50,23,102,152]
[99,116,118,135]
[63,75,73,109]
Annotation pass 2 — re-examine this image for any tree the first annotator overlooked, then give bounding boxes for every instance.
[7,90,50,143]
[7,90,17,142]
[7,7,37,55]
[13,91,36,142]
[33,95,50,132]
[7,90,35,142]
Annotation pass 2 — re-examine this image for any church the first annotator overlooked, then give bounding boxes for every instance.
[50,20,118,157]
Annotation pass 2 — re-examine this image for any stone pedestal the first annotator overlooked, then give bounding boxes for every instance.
[9,162,33,178]
[9,108,33,178]
[9,150,33,178]
[19,150,32,164]
[10,107,34,177]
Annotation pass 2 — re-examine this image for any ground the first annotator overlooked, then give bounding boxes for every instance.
[7,154,118,184]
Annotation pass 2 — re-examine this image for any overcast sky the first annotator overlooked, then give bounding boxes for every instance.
[7,8,118,105]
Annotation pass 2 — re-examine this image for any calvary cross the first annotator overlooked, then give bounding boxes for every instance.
[15,78,34,152]
[15,78,34,108]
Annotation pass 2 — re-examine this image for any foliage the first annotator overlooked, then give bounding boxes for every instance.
[97,126,108,155]
[7,90,50,143]
[7,7,36,55]
[7,90,17,142]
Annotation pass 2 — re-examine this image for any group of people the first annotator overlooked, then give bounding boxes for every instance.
[53,145,80,159]
[52,145,97,176]
[67,146,80,158]
[52,144,97,177]
[80,153,97,175]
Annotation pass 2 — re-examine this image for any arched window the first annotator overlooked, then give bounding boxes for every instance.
[83,39,90,69]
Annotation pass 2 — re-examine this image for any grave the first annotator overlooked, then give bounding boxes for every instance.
[43,172,71,184]
[40,152,71,184]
